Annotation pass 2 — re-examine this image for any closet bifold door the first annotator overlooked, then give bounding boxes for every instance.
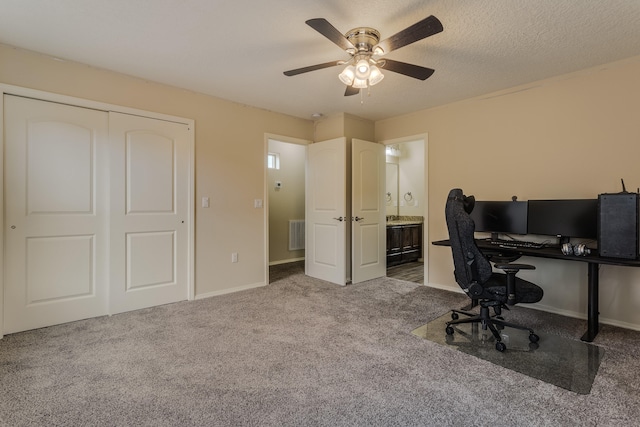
[3,95,109,334]
[108,112,190,314]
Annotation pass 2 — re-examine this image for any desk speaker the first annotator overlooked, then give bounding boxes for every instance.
[598,193,639,259]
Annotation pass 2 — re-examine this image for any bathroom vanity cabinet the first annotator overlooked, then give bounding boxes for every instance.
[386,222,422,267]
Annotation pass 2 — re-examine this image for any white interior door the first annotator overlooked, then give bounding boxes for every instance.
[3,95,109,334]
[109,112,191,314]
[351,139,386,284]
[305,138,347,285]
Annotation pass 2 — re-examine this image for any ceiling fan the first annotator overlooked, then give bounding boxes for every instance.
[283,16,443,96]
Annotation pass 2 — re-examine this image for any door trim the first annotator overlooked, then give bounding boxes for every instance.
[380,134,429,284]
[1,84,195,338]
[263,133,311,284]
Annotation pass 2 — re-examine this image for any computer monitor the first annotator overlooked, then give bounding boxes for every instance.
[527,199,598,241]
[469,201,528,236]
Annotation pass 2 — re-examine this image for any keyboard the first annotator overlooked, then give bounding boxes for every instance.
[487,239,545,249]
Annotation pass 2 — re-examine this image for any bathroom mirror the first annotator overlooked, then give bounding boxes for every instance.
[386,162,398,217]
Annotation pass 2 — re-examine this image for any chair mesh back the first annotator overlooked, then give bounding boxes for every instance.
[445,188,492,290]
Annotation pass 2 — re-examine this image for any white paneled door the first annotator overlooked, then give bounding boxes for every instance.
[305,138,386,286]
[3,95,110,334]
[305,138,347,285]
[3,95,192,334]
[109,112,191,314]
[351,139,386,284]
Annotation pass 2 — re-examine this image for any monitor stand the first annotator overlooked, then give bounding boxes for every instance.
[491,232,500,242]
[557,235,571,246]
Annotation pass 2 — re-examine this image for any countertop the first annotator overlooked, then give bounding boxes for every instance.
[386,216,423,226]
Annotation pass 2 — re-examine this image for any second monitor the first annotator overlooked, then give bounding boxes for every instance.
[470,200,528,237]
[527,199,598,242]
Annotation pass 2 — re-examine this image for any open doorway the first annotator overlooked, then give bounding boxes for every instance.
[265,136,309,283]
[382,136,427,285]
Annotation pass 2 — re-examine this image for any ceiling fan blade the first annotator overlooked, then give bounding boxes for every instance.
[306,18,356,51]
[374,15,443,55]
[283,61,343,76]
[344,86,360,96]
[380,59,435,80]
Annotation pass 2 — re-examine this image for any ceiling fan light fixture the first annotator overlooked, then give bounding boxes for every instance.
[338,65,356,85]
[354,58,370,80]
[284,16,443,97]
[352,78,368,89]
[368,65,384,86]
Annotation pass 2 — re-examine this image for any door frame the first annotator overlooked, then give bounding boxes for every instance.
[380,134,429,284]
[263,133,311,284]
[0,84,196,338]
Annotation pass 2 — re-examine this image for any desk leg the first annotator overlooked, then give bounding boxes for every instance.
[581,262,600,342]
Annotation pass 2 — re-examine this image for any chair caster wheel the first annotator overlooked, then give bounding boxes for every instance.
[451,312,459,320]
[495,342,507,352]
[445,326,455,335]
[529,333,540,343]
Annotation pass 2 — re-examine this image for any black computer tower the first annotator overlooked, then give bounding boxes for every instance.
[598,193,639,259]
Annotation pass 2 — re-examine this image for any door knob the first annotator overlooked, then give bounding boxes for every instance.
[353,216,365,222]
[333,217,344,222]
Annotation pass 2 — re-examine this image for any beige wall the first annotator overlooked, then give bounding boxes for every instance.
[0,44,314,298]
[314,113,375,142]
[397,140,425,217]
[268,139,306,264]
[376,56,640,329]
[386,162,399,216]
[344,113,375,142]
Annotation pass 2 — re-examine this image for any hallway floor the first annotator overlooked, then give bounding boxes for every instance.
[270,261,424,285]
[386,261,424,284]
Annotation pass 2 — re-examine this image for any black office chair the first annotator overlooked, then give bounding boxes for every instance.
[444,188,544,352]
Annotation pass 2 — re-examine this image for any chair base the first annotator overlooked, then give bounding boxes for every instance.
[445,305,539,352]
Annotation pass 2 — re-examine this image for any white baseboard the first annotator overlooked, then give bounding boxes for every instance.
[195,281,267,300]
[423,281,465,294]
[599,316,640,332]
[269,257,305,266]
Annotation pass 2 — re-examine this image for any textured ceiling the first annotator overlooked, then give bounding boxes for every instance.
[1,0,640,121]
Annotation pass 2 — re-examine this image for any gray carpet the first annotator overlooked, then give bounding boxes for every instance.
[1,261,640,426]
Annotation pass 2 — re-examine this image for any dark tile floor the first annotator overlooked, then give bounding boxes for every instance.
[270,261,424,284]
[386,261,424,284]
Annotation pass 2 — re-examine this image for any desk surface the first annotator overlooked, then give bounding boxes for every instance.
[432,239,640,267]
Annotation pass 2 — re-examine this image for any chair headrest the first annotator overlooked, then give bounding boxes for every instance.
[447,188,475,214]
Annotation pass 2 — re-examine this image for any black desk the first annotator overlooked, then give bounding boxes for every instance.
[432,239,640,342]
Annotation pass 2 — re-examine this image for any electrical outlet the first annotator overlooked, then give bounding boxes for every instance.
[231,252,238,263]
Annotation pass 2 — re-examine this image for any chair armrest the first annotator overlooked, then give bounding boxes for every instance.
[486,253,522,263]
[493,263,535,305]
[493,263,535,272]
